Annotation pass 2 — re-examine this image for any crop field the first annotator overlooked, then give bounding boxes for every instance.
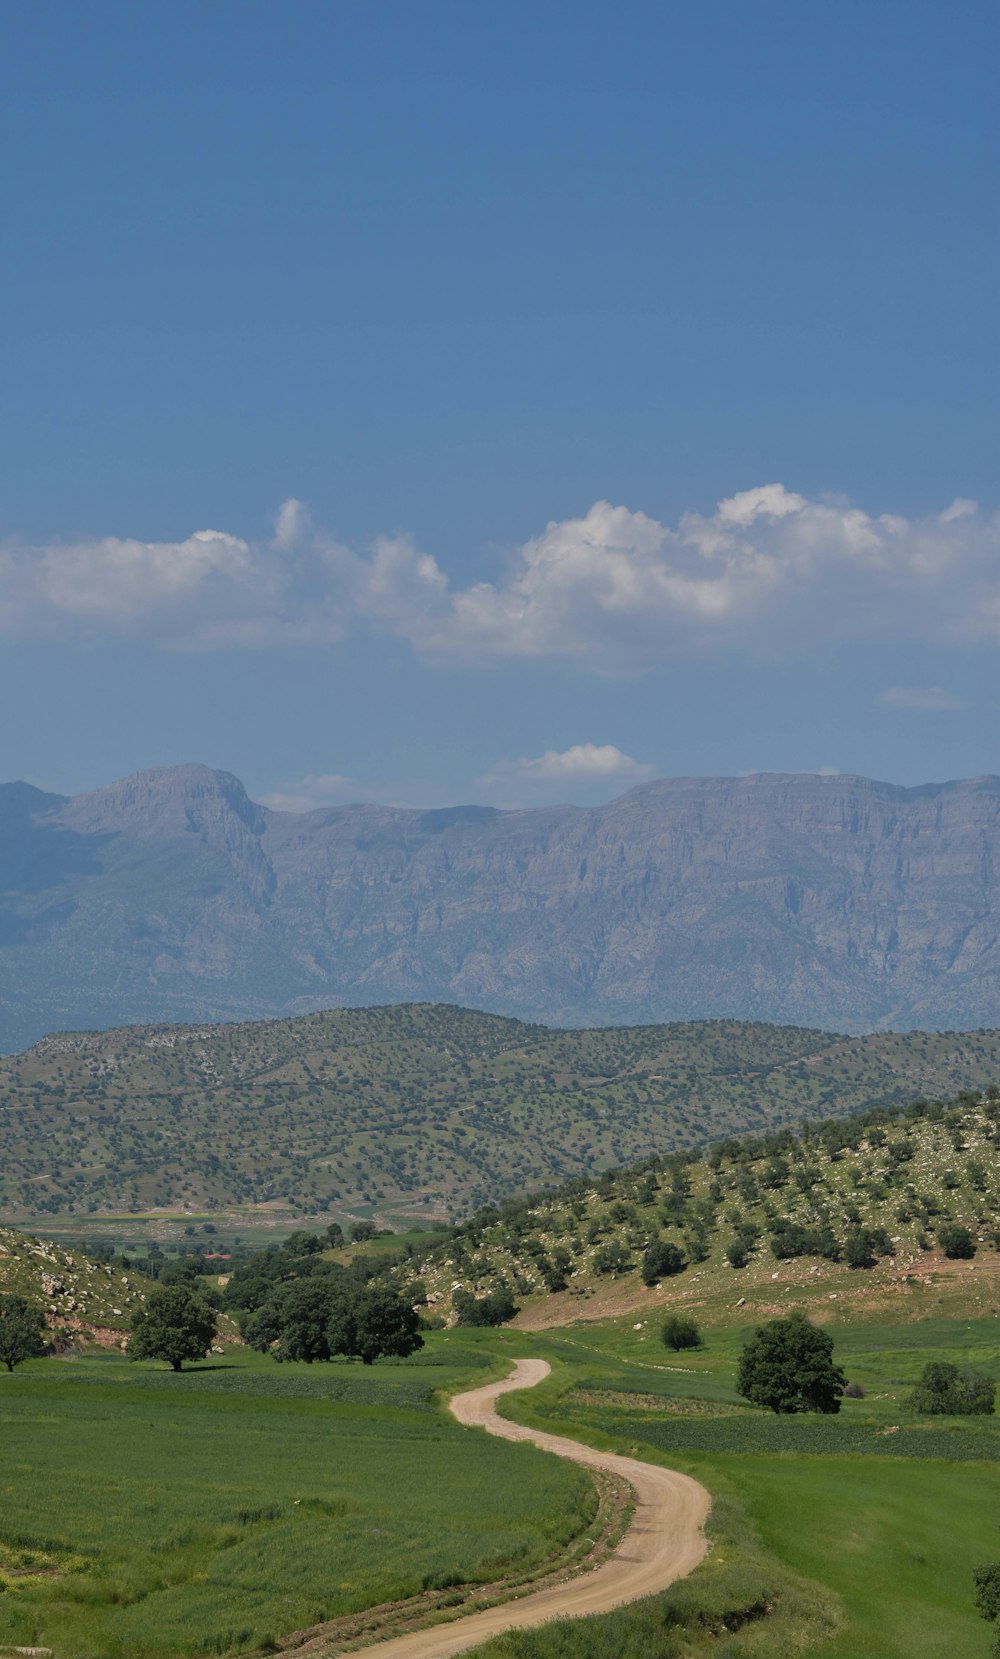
[0,1334,594,1659]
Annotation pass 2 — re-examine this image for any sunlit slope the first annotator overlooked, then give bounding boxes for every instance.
[404,1086,1000,1329]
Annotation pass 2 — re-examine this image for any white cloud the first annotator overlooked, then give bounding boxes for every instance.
[1,485,997,665]
[478,744,655,805]
[877,685,968,712]
[258,773,355,813]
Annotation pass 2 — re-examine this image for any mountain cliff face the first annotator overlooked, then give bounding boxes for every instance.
[0,765,997,1049]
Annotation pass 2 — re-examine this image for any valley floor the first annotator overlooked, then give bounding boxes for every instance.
[3,1314,999,1659]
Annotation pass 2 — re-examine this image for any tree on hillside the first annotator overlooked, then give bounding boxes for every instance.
[662,1314,702,1352]
[0,1294,47,1372]
[937,1224,976,1259]
[453,1287,517,1327]
[641,1240,686,1285]
[737,1312,846,1415]
[128,1285,218,1373]
[843,1226,893,1270]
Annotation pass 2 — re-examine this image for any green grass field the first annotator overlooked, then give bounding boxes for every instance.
[1,1307,998,1659]
[472,1312,1000,1659]
[0,1335,593,1659]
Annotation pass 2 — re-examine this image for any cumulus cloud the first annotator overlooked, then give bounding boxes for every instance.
[877,685,968,711]
[478,744,655,805]
[1,485,997,664]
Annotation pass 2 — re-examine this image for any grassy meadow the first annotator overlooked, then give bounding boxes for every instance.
[1,1305,998,1659]
[0,1333,594,1659]
[467,1311,1000,1659]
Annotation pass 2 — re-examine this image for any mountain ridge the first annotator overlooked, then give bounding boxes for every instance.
[0,764,998,1049]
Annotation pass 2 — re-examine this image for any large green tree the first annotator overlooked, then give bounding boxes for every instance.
[128,1285,218,1373]
[737,1311,846,1414]
[0,1294,47,1372]
[244,1279,341,1363]
[351,1282,423,1365]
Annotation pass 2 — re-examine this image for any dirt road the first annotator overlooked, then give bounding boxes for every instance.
[349,1357,710,1658]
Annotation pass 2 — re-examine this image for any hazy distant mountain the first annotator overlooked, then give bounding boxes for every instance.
[0,764,998,1050]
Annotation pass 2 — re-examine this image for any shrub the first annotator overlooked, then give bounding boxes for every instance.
[937,1224,976,1259]
[726,1239,750,1269]
[910,1361,995,1416]
[844,1227,893,1270]
[768,1222,840,1262]
[453,1287,518,1327]
[592,1241,631,1276]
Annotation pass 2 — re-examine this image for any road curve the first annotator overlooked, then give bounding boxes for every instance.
[351,1357,710,1658]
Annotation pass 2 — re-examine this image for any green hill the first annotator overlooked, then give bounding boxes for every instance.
[404,1086,1000,1329]
[3,1004,1000,1232]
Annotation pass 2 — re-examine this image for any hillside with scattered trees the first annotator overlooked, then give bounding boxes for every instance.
[398,1086,1000,1327]
[3,1004,1000,1228]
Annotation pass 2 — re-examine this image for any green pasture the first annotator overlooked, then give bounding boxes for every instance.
[0,1333,593,1659]
[2,1307,999,1659]
[476,1311,1000,1659]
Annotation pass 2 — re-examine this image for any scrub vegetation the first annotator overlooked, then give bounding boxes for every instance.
[3,1004,1000,1228]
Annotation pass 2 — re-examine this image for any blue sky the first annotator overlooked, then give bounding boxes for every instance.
[1,0,996,808]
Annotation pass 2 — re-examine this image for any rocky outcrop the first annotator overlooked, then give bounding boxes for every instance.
[0,765,998,1047]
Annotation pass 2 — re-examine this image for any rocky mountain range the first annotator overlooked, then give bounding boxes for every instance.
[0,764,998,1050]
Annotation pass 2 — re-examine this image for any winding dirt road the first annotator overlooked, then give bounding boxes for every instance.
[350,1357,710,1658]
